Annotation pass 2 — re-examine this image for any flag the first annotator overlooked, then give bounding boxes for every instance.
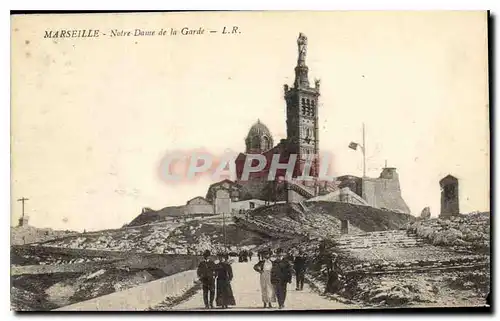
[348,142,358,150]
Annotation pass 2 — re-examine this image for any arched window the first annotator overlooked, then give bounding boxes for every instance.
[262,136,271,150]
[251,136,261,150]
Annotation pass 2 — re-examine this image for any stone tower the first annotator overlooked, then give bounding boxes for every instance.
[440,174,459,218]
[284,33,321,177]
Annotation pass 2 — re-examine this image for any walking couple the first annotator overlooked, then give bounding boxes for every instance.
[197,250,236,309]
[253,248,292,309]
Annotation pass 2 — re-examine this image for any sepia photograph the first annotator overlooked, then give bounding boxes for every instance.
[10,11,490,312]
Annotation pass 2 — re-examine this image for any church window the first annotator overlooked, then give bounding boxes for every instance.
[262,136,271,150]
[251,136,261,150]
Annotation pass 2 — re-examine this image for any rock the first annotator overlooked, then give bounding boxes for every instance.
[420,207,431,220]
[86,269,106,280]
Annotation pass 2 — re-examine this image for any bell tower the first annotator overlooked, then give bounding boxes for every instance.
[284,33,320,177]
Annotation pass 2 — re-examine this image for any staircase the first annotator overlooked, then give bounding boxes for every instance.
[287,181,315,199]
[335,230,427,250]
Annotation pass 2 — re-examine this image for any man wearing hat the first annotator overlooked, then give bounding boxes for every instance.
[270,248,293,309]
[197,250,216,308]
[293,250,307,291]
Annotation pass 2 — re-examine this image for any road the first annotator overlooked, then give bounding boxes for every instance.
[172,260,355,311]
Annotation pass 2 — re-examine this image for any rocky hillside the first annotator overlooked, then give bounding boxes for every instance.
[235,201,415,240]
[37,216,266,256]
[12,202,490,309]
[128,206,185,226]
[11,225,77,246]
[236,203,490,308]
[407,212,490,253]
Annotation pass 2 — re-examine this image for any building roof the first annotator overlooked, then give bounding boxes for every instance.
[207,179,242,189]
[440,174,458,185]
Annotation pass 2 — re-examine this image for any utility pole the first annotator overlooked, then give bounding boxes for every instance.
[17,197,29,221]
[349,124,367,178]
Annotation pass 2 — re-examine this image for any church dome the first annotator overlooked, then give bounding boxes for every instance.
[245,119,274,154]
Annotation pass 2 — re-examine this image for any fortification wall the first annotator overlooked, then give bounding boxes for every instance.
[184,204,213,215]
[362,176,410,214]
[238,179,269,200]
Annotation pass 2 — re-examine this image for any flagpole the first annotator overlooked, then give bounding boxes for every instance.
[362,123,366,178]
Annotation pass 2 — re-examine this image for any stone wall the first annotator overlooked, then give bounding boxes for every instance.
[238,179,269,200]
[184,204,213,215]
[231,199,267,213]
[55,269,199,311]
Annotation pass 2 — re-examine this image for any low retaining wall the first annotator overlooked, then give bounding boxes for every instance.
[11,261,119,276]
[54,269,198,311]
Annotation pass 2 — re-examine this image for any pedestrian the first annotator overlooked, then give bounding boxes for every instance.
[253,250,277,308]
[197,250,216,309]
[270,248,292,309]
[215,253,235,309]
[325,253,342,294]
[293,250,307,291]
[249,250,253,261]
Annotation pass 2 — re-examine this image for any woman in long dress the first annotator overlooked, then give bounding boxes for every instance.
[215,253,236,309]
[253,250,276,308]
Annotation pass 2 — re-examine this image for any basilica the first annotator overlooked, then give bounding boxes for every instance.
[176,33,410,217]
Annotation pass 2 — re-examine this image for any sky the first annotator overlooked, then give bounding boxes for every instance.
[11,11,489,231]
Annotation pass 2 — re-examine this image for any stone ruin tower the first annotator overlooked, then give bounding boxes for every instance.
[439,174,459,218]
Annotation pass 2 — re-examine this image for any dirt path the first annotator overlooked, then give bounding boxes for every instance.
[172,261,356,311]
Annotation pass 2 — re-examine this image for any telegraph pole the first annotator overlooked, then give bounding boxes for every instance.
[17,197,29,221]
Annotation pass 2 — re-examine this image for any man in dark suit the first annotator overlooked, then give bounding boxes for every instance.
[197,250,216,309]
[271,248,293,309]
[294,250,307,291]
